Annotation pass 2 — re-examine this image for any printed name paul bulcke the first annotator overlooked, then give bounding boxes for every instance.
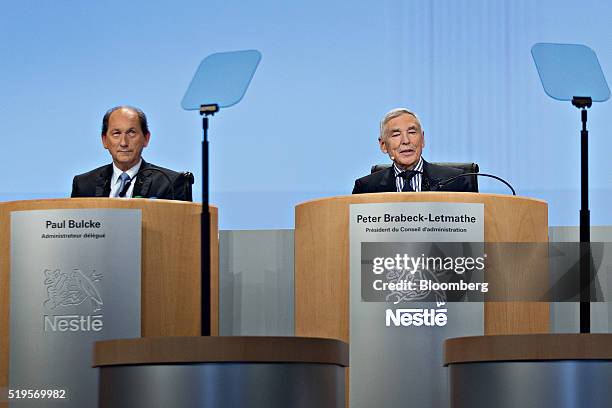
[45,220,102,229]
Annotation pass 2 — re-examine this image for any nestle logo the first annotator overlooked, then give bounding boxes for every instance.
[385,308,447,327]
[41,268,104,333]
[43,315,103,332]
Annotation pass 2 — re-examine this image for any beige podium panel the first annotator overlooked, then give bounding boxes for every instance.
[0,198,218,392]
[295,193,549,343]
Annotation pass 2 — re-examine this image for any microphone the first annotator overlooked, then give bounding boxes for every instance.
[430,172,516,195]
[118,179,132,198]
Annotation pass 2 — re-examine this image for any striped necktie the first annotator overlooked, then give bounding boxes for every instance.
[115,173,131,197]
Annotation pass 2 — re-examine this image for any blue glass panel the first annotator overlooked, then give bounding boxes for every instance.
[532,43,610,102]
[182,50,262,110]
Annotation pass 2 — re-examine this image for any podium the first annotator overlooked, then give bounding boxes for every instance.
[94,336,348,407]
[0,198,219,393]
[295,192,550,342]
[445,334,612,407]
[295,192,550,406]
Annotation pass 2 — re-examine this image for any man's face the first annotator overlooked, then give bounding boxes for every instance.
[379,113,425,169]
[102,108,150,171]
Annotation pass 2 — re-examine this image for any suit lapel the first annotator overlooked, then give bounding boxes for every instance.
[378,167,397,192]
[133,160,151,198]
[421,160,431,191]
[94,165,113,197]
[422,159,443,191]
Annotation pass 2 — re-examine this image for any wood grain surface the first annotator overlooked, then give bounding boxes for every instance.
[94,336,349,367]
[444,333,612,365]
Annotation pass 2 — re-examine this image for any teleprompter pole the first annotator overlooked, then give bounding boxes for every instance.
[572,96,592,333]
[200,103,219,336]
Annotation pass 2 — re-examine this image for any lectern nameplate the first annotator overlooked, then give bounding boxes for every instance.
[9,209,141,407]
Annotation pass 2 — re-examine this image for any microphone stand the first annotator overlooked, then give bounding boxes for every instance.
[200,103,219,336]
[134,167,176,199]
[572,96,592,333]
[434,173,516,195]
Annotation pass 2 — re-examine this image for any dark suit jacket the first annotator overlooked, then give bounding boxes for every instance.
[71,160,192,201]
[352,159,474,194]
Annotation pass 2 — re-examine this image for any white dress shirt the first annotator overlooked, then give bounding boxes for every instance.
[109,160,142,198]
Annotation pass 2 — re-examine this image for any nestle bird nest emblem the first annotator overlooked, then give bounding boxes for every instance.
[42,268,104,332]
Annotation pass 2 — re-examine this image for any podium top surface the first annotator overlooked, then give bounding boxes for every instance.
[444,334,612,365]
[0,198,217,211]
[94,336,349,367]
[295,193,547,209]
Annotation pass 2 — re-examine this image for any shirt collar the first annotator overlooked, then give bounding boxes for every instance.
[393,157,424,177]
[112,159,142,184]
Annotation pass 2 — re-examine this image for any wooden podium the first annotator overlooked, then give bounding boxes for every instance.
[0,198,219,393]
[294,192,550,343]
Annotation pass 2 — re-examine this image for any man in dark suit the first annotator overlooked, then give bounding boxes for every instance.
[353,108,474,194]
[71,106,192,201]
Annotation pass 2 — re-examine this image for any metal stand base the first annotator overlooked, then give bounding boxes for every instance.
[99,363,345,408]
[450,360,612,408]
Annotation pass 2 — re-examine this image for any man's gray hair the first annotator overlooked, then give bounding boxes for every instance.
[379,108,422,140]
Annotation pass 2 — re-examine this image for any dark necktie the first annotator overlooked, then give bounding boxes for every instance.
[398,170,421,192]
